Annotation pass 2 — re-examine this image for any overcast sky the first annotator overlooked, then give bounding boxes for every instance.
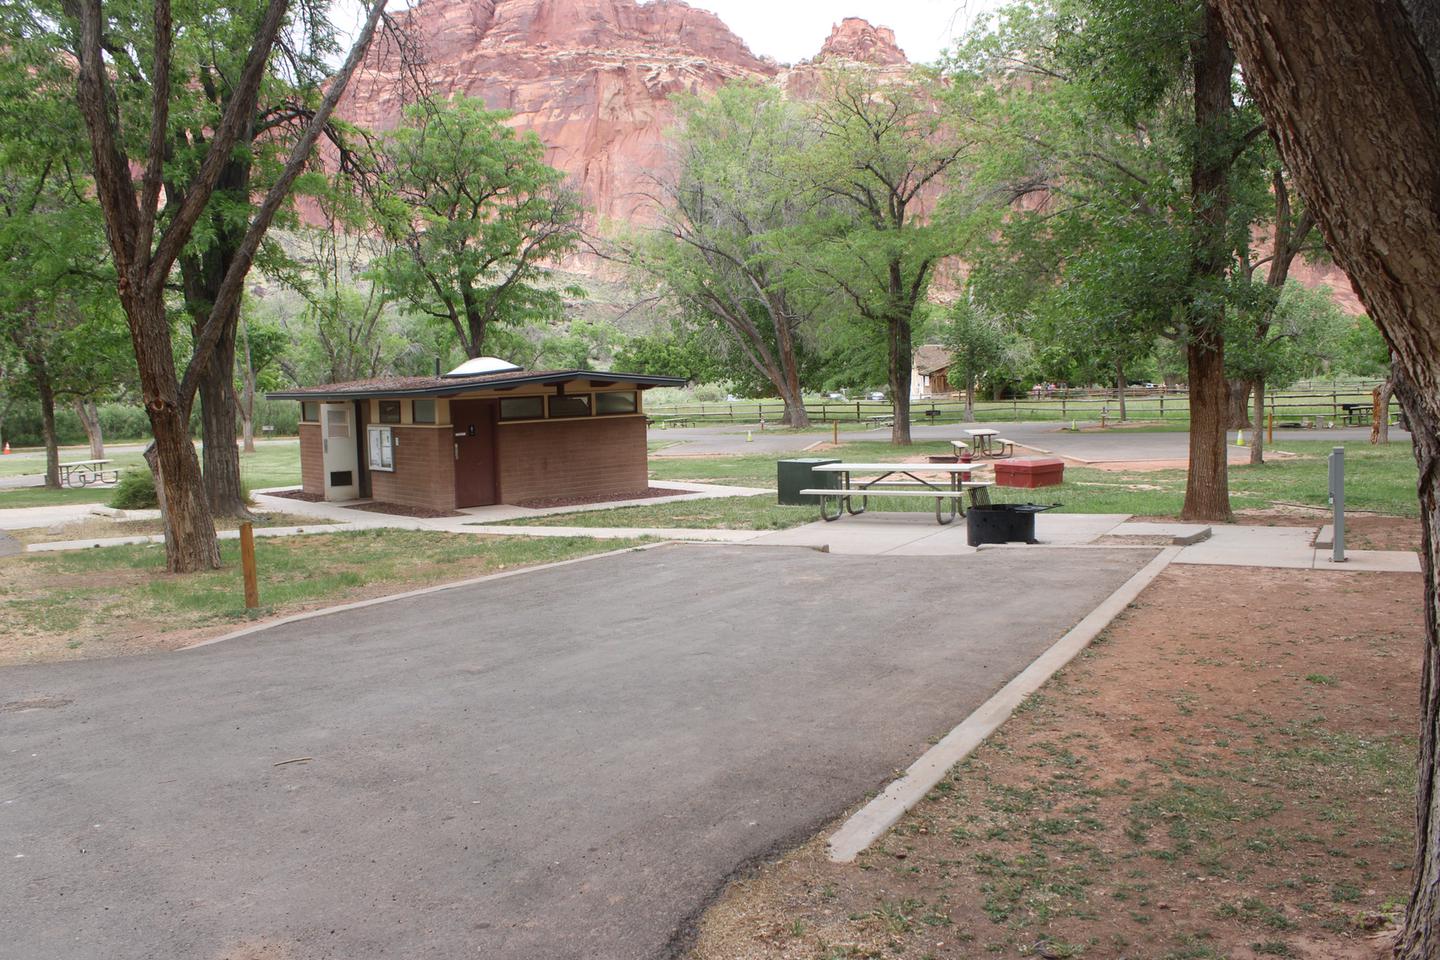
[672,0,1007,65]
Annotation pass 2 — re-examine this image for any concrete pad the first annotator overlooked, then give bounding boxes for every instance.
[1173,524,1320,569]
[0,531,20,557]
[1322,550,1422,573]
[1032,513,1130,544]
[750,514,957,555]
[0,504,101,531]
[1112,521,1212,545]
[1,544,1153,960]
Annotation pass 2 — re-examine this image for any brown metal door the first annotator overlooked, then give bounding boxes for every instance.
[451,399,498,507]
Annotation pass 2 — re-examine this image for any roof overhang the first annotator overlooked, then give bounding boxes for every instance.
[267,370,688,402]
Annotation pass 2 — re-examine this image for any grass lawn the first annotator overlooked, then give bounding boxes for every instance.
[8,511,334,545]
[495,438,1420,531]
[0,440,301,510]
[695,564,1421,959]
[0,529,643,665]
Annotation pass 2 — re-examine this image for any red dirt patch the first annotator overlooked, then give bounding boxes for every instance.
[692,565,1423,960]
[263,487,324,502]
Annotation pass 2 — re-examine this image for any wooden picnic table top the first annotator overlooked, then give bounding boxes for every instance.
[964,428,1000,437]
[812,462,982,473]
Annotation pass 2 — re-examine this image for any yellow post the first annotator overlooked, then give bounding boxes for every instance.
[239,522,260,611]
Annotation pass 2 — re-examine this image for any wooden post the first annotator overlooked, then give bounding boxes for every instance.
[832,421,838,445]
[239,521,260,611]
[1267,411,1274,444]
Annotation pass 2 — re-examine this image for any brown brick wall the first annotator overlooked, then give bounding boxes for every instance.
[299,423,323,497]
[497,416,648,503]
[370,426,457,512]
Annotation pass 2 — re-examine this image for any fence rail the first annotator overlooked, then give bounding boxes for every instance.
[645,383,1394,427]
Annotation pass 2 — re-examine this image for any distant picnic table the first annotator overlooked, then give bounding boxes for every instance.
[58,459,117,487]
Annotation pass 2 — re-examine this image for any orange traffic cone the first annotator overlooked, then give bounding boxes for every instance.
[1,441,10,455]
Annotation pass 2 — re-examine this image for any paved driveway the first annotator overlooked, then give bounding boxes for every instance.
[2,544,1152,959]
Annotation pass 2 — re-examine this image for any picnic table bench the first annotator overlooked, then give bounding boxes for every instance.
[964,428,1015,458]
[866,414,894,427]
[800,462,994,525]
[660,416,695,428]
[58,458,117,487]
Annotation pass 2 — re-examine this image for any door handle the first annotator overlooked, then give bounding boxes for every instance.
[454,443,460,461]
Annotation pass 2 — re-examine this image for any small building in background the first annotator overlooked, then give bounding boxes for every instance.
[911,344,954,398]
[269,358,686,511]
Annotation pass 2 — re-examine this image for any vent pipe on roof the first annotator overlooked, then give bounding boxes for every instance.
[434,357,441,377]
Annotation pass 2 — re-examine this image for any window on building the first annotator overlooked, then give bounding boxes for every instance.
[594,391,638,416]
[413,399,437,424]
[378,400,401,424]
[367,425,394,472]
[548,393,591,419]
[301,401,320,423]
[499,396,545,421]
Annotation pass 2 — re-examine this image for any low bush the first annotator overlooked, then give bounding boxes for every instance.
[108,469,159,510]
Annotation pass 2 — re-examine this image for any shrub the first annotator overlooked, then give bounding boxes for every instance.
[108,469,159,510]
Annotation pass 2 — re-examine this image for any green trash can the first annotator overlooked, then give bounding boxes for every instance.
[777,457,840,505]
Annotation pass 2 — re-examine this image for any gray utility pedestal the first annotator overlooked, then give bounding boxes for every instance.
[777,457,840,505]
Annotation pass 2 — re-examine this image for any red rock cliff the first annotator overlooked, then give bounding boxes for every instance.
[338,0,778,226]
[815,17,908,66]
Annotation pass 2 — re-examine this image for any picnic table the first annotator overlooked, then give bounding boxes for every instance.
[800,462,993,525]
[1340,403,1372,426]
[58,458,117,487]
[963,428,1015,458]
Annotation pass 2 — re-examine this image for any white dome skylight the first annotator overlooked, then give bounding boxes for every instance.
[443,356,523,378]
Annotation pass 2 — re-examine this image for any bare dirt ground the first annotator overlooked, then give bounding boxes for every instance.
[692,565,1423,960]
[1149,511,1424,553]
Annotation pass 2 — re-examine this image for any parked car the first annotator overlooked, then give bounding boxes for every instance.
[827,392,846,401]
[868,391,886,401]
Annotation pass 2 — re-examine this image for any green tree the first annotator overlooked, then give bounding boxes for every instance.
[372,97,583,361]
[629,83,820,426]
[957,0,1275,519]
[940,299,1016,421]
[787,70,984,443]
[40,0,388,570]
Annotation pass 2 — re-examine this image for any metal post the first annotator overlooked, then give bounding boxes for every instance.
[1328,446,1346,563]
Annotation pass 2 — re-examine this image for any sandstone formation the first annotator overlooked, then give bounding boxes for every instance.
[815,16,909,66]
[338,0,778,227]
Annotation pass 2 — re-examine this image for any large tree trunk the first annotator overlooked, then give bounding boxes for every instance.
[1180,5,1237,522]
[130,293,221,572]
[199,331,248,517]
[1181,331,1234,521]
[774,318,811,429]
[1212,3,1440,956]
[73,398,104,460]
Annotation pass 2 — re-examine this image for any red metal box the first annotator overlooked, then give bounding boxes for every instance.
[995,457,1065,489]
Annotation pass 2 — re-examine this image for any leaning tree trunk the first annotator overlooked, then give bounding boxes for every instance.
[1249,378,1266,464]
[1373,373,1395,445]
[73,398,104,460]
[1212,3,1440,956]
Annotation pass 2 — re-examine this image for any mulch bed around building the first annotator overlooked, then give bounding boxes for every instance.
[263,488,325,503]
[345,501,464,519]
[691,564,1423,960]
[513,487,691,510]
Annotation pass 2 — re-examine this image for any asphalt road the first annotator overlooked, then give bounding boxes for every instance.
[2,544,1152,959]
[649,420,1410,461]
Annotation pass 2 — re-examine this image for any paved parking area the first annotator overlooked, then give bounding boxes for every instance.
[1,544,1152,960]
